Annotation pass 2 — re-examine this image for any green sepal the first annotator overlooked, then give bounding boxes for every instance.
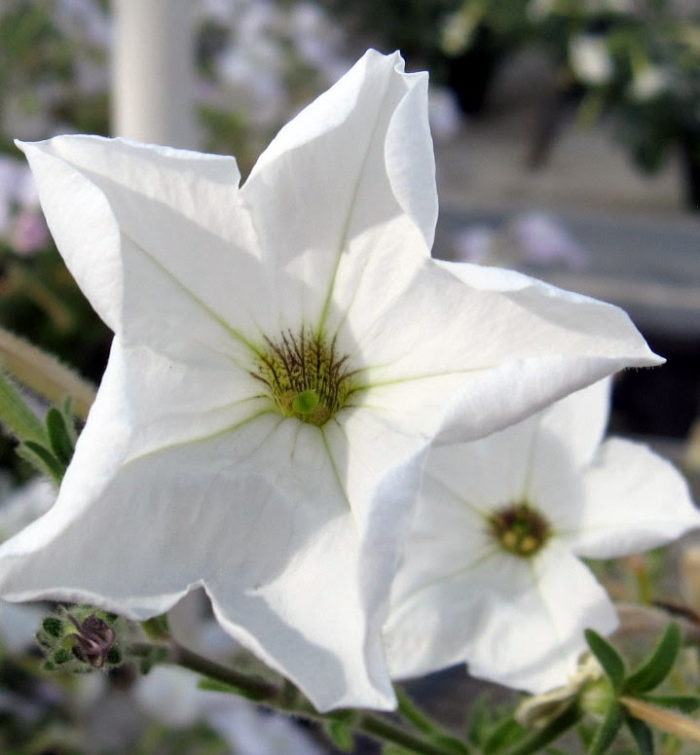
[640,695,700,714]
[141,614,170,641]
[624,623,681,694]
[41,616,64,639]
[196,676,270,702]
[501,704,580,755]
[587,702,623,755]
[326,720,354,751]
[585,630,626,692]
[19,440,64,483]
[51,647,73,665]
[625,715,654,755]
[45,406,75,467]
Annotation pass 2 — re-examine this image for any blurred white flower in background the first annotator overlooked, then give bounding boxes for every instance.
[136,666,323,755]
[569,34,614,86]
[630,65,668,101]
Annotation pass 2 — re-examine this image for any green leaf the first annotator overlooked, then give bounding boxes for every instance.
[430,734,471,754]
[60,397,77,443]
[585,630,626,692]
[640,695,700,714]
[502,705,580,755]
[18,440,64,483]
[45,406,75,467]
[626,715,654,755]
[624,623,681,694]
[327,720,354,751]
[587,702,623,755]
[0,370,47,445]
[484,718,526,754]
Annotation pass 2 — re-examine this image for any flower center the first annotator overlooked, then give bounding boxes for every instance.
[488,503,550,557]
[252,329,356,426]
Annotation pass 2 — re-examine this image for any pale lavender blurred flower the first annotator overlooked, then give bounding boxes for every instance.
[55,0,111,49]
[10,208,49,255]
[0,156,47,254]
[429,86,462,142]
[289,2,350,82]
[508,212,588,269]
[453,212,587,270]
[452,225,497,264]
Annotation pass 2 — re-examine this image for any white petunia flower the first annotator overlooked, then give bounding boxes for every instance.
[0,51,659,711]
[385,379,700,693]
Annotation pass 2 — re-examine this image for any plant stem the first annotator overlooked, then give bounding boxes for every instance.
[169,642,279,701]
[167,640,465,755]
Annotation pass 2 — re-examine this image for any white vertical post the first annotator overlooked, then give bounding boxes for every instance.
[111,0,198,149]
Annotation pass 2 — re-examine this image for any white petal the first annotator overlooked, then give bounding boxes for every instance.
[562,438,700,558]
[464,544,618,692]
[536,378,611,470]
[0,408,397,711]
[242,49,436,328]
[385,470,495,679]
[17,137,287,362]
[347,257,658,445]
[386,562,488,680]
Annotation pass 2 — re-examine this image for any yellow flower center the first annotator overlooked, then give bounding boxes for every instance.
[489,503,550,557]
[252,329,357,426]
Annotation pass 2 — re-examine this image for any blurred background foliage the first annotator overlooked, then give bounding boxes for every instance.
[0,1,699,753]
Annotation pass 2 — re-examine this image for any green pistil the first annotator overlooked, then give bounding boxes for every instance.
[252,329,356,426]
[489,502,550,557]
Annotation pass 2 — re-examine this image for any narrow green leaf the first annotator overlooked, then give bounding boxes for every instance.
[588,703,623,755]
[18,441,63,484]
[61,397,77,443]
[585,630,626,692]
[502,704,581,755]
[46,407,75,467]
[626,715,654,755]
[640,695,700,714]
[430,734,470,754]
[0,370,47,444]
[327,720,354,751]
[484,718,526,754]
[624,623,681,694]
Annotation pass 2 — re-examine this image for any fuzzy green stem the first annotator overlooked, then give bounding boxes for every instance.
[167,640,465,755]
[169,642,279,701]
[0,326,95,420]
